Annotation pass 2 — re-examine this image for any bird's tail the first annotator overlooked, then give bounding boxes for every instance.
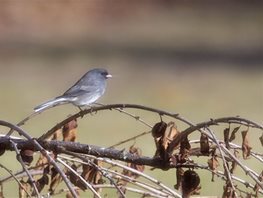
[34,97,69,112]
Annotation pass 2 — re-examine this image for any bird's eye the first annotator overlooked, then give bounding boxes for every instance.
[101,72,108,76]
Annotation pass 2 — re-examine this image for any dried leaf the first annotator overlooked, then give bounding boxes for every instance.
[162,122,180,150]
[123,146,145,178]
[35,154,48,170]
[68,164,81,187]
[229,126,241,142]
[20,149,34,166]
[222,181,236,198]
[66,190,80,198]
[32,174,49,196]
[155,122,180,161]
[207,156,219,181]
[241,129,252,159]
[178,136,191,163]
[259,133,263,147]
[19,180,31,198]
[83,160,102,185]
[200,133,210,155]
[182,170,200,198]
[63,118,78,142]
[174,168,184,190]
[51,129,62,140]
[49,167,62,194]
[230,150,239,174]
[152,121,167,138]
[224,127,230,149]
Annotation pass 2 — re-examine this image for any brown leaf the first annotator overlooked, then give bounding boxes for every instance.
[207,156,220,181]
[63,118,78,142]
[174,167,184,190]
[241,129,252,159]
[49,167,62,194]
[229,126,241,142]
[123,146,145,178]
[84,161,102,184]
[259,133,263,147]
[66,190,80,198]
[51,129,62,140]
[162,122,180,151]
[222,181,236,198]
[19,180,31,198]
[20,149,34,166]
[200,133,210,155]
[230,150,239,174]
[178,136,191,163]
[181,170,200,198]
[224,127,230,149]
[32,174,49,196]
[67,164,81,188]
[155,122,180,161]
[35,154,48,170]
[151,121,167,138]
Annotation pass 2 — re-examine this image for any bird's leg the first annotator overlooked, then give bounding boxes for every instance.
[77,106,85,118]
[89,105,95,116]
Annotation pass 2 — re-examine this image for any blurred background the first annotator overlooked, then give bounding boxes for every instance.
[0,1,262,197]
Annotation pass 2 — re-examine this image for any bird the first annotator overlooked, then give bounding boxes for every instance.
[34,68,112,112]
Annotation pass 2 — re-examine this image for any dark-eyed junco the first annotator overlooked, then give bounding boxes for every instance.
[34,68,112,112]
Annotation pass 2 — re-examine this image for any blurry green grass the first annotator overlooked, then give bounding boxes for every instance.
[0,57,262,197]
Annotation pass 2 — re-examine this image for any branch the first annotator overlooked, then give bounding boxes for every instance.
[1,138,166,168]
[0,120,78,198]
[38,104,185,140]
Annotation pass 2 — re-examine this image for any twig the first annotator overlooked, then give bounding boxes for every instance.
[221,146,263,189]
[6,112,39,137]
[58,155,172,197]
[205,127,238,197]
[56,157,101,198]
[0,120,79,198]
[83,155,181,198]
[38,104,185,140]
[9,140,40,197]
[95,103,153,128]
[109,130,152,148]
[60,150,127,198]
[168,116,263,154]
[0,163,32,197]
[0,164,48,183]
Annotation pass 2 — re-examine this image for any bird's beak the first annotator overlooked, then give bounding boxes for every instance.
[106,74,112,78]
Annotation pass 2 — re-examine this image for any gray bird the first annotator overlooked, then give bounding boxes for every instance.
[34,68,112,112]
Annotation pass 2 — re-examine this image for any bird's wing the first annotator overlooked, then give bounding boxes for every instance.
[63,88,90,97]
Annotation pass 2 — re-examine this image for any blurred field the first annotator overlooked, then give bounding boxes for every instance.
[0,1,262,197]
